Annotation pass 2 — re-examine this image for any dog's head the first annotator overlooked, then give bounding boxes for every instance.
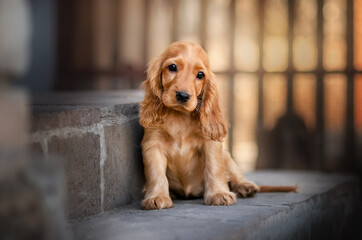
[140,41,227,141]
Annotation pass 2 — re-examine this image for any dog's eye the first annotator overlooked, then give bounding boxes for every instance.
[168,64,177,72]
[196,71,205,80]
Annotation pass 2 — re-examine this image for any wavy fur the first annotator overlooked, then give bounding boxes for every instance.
[139,41,296,210]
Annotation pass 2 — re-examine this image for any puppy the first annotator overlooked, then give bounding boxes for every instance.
[139,41,295,210]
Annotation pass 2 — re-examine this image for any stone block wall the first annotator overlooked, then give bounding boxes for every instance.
[30,91,145,220]
[0,89,72,239]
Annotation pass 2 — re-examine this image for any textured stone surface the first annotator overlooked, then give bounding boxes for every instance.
[31,106,101,132]
[0,153,71,240]
[30,91,143,124]
[48,133,101,220]
[72,171,361,240]
[31,90,143,110]
[114,103,140,116]
[30,141,43,154]
[103,117,144,209]
[29,91,146,220]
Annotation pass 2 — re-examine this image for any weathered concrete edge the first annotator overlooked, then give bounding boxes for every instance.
[31,103,141,132]
[231,176,361,240]
[30,112,142,219]
[31,113,140,153]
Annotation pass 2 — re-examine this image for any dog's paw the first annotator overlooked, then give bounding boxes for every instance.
[233,181,260,198]
[204,192,236,206]
[142,195,173,210]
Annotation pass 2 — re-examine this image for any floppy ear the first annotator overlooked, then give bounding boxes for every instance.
[139,55,167,128]
[199,72,228,141]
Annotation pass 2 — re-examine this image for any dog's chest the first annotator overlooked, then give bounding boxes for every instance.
[166,126,201,157]
[163,119,205,197]
[163,117,202,155]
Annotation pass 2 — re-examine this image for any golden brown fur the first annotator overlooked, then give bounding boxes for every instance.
[139,41,294,210]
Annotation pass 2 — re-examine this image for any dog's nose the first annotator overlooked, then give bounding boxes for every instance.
[176,91,190,103]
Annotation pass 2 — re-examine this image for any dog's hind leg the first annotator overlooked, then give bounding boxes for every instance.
[223,151,260,198]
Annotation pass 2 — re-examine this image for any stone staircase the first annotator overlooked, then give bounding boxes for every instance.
[28,91,362,239]
[30,91,145,220]
[72,171,360,240]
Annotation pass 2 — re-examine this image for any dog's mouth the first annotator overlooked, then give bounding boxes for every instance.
[174,102,197,112]
[163,99,197,112]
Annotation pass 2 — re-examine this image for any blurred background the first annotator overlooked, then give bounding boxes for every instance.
[12,0,362,175]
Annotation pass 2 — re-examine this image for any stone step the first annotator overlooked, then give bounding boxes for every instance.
[72,171,361,240]
[30,91,145,220]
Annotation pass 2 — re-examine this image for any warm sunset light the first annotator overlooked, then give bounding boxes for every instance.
[323,0,346,70]
[324,74,346,131]
[293,74,316,129]
[235,0,259,72]
[206,0,230,72]
[263,0,288,72]
[355,75,362,131]
[294,0,317,71]
[3,1,362,238]
[233,74,259,171]
[263,74,287,130]
[52,0,362,172]
[355,0,362,70]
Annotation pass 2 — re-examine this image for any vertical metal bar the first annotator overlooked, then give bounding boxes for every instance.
[346,0,355,170]
[56,0,76,89]
[228,0,236,155]
[287,0,295,115]
[316,0,325,170]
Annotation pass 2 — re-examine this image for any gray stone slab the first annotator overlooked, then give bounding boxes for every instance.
[30,91,144,131]
[29,91,146,220]
[48,133,101,220]
[31,107,101,132]
[114,103,140,116]
[103,118,145,210]
[31,90,144,106]
[30,141,43,154]
[31,90,144,117]
[72,171,361,240]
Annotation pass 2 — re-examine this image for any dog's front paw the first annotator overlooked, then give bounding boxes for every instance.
[233,181,260,198]
[142,195,173,210]
[204,192,236,206]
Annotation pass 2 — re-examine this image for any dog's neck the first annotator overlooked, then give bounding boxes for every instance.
[166,108,192,119]
[161,108,202,139]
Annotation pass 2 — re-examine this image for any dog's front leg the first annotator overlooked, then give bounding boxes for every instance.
[142,145,173,210]
[203,140,236,206]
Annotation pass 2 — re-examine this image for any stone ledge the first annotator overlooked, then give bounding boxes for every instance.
[31,90,144,107]
[29,90,145,220]
[31,106,101,132]
[72,171,361,240]
[31,90,144,132]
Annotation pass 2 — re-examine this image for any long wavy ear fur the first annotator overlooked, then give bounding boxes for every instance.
[139,55,167,128]
[199,73,228,141]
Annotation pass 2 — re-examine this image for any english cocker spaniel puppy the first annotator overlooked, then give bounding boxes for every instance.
[139,41,295,210]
